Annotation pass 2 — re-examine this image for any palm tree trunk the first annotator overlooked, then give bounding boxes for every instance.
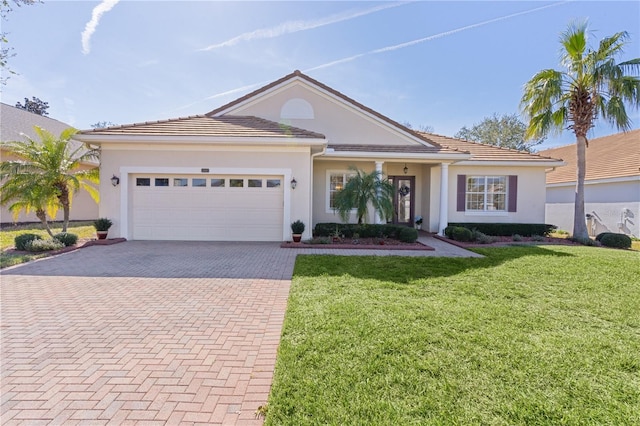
[35,209,54,237]
[58,185,70,233]
[573,135,589,240]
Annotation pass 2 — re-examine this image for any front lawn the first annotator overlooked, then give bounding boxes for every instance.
[0,221,95,268]
[267,246,640,425]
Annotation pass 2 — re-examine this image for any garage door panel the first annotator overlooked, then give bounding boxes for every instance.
[131,174,284,241]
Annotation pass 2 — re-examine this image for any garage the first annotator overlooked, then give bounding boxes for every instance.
[131,174,284,241]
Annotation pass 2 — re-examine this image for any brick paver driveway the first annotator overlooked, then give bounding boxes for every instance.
[1,238,476,424]
[1,242,297,425]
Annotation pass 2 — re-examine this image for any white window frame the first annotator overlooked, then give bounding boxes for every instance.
[465,175,508,214]
[326,170,357,213]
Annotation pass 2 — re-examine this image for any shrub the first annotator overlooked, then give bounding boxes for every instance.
[595,232,619,242]
[24,238,64,252]
[313,223,407,240]
[291,220,305,234]
[531,235,546,242]
[472,230,496,244]
[14,233,42,251]
[451,226,473,242]
[600,233,632,249]
[398,227,418,243]
[569,237,598,246]
[512,234,523,242]
[447,223,556,237]
[53,232,78,247]
[93,218,113,232]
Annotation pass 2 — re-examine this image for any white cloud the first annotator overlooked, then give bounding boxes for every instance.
[81,0,120,55]
[199,2,409,51]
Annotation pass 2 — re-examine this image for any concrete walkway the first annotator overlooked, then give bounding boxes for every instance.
[1,238,477,425]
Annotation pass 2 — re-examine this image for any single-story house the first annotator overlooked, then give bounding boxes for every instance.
[75,70,563,241]
[539,130,640,238]
[0,102,99,224]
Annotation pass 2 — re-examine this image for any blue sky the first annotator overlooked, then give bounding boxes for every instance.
[2,0,639,149]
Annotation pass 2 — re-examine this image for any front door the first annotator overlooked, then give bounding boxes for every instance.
[389,176,414,226]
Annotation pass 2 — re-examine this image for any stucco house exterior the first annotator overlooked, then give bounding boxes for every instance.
[75,70,563,241]
[0,102,99,224]
[539,130,640,238]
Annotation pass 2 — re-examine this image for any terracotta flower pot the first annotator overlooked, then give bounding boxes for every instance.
[292,234,302,243]
[96,231,108,240]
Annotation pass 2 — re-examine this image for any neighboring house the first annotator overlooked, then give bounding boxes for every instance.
[0,102,99,224]
[539,130,640,238]
[74,70,563,241]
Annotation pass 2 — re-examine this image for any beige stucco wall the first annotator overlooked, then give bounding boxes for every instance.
[99,143,312,240]
[226,83,424,146]
[312,159,430,230]
[546,179,640,237]
[428,164,548,232]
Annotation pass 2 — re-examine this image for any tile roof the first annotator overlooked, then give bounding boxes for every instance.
[81,115,326,139]
[538,129,640,184]
[207,70,444,149]
[417,131,562,162]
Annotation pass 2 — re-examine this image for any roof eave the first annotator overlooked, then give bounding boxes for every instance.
[319,151,471,161]
[74,134,327,146]
[452,160,566,167]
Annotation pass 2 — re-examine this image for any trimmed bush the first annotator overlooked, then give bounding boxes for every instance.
[24,238,64,252]
[398,227,418,243]
[600,233,632,249]
[472,230,497,244]
[14,233,42,251]
[569,237,598,246]
[512,234,523,242]
[314,223,409,240]
[448,222,556,237]
[595,232,619,242]
[53,232,78,247]
[451,226,473,242]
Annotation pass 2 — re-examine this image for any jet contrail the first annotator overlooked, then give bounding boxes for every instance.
[81,0,120,55]
[199,2,410,51]
[306,1,570,72]
[184,1,569,109]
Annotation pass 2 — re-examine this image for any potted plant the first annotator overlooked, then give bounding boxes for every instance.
[93,218,113,240]
[291,220,305,243]
[415,215,423,230]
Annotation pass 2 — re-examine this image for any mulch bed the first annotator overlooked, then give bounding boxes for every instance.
[433,234,581,248]
[281,237,434,250]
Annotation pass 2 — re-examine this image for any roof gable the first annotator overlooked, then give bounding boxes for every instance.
[539,130,640,183]
[208,70,439,148]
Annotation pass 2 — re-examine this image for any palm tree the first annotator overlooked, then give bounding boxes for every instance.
[333,167,394,224]
[521,20,640,240]
[1,178,60,237]
[0,126,100,232]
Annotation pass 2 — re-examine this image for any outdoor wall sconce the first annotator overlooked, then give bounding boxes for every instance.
[403,164,409,174]
[111,175,120,186]
[290,177,297,190]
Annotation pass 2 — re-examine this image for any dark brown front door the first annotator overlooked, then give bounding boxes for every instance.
[389,176,414,225]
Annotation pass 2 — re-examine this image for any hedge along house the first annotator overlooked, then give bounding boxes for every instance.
[74,70,563,242]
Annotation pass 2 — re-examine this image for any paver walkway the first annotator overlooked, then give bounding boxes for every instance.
[1,238,478,425]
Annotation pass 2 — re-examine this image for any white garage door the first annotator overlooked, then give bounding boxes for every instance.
[131,174,284,241]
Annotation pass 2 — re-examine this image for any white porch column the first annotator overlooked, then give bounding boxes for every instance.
[438,163,449,235]
[375,161,384,224]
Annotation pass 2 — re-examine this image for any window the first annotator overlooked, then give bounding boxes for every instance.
[192,178,206,187]
[211,178,225,187]
[328,171,355,209]
[466,176,506,211]
[248,179,262,188]
[173,178,188,187]
[266,179,281,188]
[136,178,151,186]
[229,179,244,188]
[155,178,169,187]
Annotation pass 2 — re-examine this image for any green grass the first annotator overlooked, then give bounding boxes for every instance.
[267,246,640,425]
[0,221,95,268]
